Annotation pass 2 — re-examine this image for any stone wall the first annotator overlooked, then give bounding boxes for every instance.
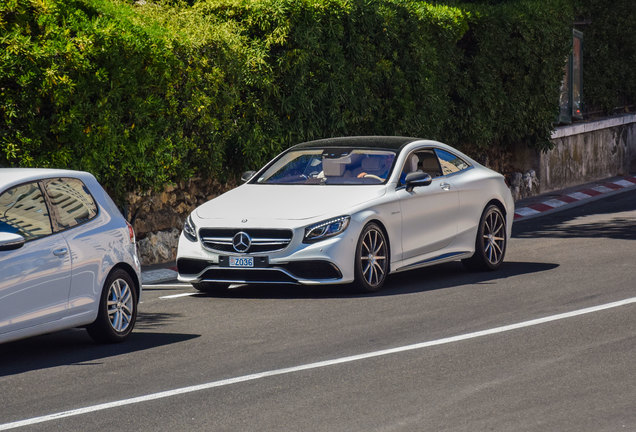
[541,113,636,193]
[507,170,539,201]
[128,177,235,265]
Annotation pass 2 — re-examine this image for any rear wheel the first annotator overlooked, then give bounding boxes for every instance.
[192,282,230,294]
[462,204,507,271]
[354,223,389,292]
[87,269,137,343]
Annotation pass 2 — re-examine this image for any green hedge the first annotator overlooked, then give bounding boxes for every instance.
[193,0,472,168]
[574,0,636,114]
[447,0,573,151]
[3,0,619,203]
[0,0,247,201]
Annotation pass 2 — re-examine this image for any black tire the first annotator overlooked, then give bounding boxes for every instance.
[353,223,389,293]
[462,204,507,271]
[192,282,230,294]
[87,269,138,343]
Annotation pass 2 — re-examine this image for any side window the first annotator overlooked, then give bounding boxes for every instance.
[0,182,53,240]
[417,150,443,178]
[42,178,98,230]
[399,149,442,186]
[434,149,471,176]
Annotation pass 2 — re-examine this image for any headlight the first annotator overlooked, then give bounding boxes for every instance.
[303,216,350,243]
[183,214,198,242]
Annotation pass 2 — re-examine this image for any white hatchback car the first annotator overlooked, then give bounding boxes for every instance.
[0,169,141,344]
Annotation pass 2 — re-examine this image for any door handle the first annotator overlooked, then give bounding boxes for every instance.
[53,247,68,257]
[440,182,451,191]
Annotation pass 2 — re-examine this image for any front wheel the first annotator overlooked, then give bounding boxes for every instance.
[354,223,389,292]
[462,204,507,271]
[87,269,138,343]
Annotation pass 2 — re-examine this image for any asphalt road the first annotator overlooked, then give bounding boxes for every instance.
[1,190,635,431]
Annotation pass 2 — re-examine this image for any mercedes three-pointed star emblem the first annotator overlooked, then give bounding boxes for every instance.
[232,231,251,253]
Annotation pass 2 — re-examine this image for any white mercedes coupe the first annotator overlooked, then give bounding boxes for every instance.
[177,137,514,293]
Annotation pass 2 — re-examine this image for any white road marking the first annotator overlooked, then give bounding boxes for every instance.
[142,284,191,289]
[159,293,197,299]
[1,296,635,430]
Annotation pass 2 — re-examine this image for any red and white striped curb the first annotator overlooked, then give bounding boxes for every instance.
[514,176,636,220]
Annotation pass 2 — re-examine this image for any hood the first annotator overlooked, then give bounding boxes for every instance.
[195,184,386,222]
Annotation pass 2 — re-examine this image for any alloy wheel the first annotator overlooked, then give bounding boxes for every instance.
[482,207,506,266]
[359,225,388,289]
[107,278,134,333]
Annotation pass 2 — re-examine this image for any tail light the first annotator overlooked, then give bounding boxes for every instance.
[126,221,136,243]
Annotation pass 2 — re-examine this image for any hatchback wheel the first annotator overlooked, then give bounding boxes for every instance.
[354,223,389,292]
[462,204,507,271]
[87,269,137,343]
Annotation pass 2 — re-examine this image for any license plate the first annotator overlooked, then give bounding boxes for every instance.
[229,256,254,268]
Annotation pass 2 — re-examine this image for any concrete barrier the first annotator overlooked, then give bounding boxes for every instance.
[542,113,636,193]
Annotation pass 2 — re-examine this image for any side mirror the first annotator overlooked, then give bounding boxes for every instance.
[405,171,432,192]
[241,170,256,183]
[0,232,26,251]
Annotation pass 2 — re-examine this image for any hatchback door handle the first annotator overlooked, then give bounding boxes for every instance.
[53,247,68,257]
[440,182,451,191]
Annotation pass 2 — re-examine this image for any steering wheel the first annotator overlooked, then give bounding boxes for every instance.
[362,174,384,182]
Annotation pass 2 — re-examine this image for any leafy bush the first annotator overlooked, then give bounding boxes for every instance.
[446,0,573,152]
[574,0,636,114]
[174,0,471,171]
[7,0,625,202]
[0,0,245,201]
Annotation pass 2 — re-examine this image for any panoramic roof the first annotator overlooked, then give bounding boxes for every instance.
[292,136,420,151]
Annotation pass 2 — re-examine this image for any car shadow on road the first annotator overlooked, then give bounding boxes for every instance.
[193,260,559,300]
[514,216,636,240]
[0,330,199,377]
[135,311,185,329]
[380,261,559,296]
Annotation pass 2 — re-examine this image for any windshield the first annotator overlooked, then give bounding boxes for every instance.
[255,148,397,185]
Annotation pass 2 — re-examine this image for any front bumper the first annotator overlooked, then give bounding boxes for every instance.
[176,229,357,286]
[177,257,342,285]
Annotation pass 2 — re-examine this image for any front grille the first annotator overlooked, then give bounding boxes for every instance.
[199,228,293,254]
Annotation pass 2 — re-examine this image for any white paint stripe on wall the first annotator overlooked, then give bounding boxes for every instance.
[592,185,614,194]
[567,192,592,200]
[542,199,568,208]
[613,180,633,188]
[515,207,541,217]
